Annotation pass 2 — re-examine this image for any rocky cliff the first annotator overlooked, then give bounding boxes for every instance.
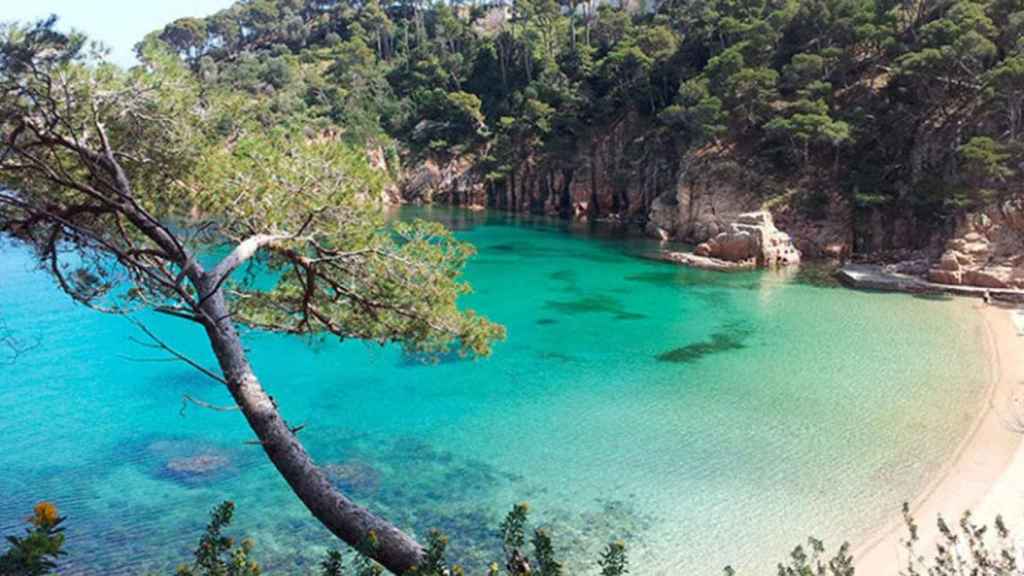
[399,116,677,220]
[928,197,1024,289]
[399,155,484,207]
[400,146,849,256]
[395,145,1018,286]
[645,155,760,243]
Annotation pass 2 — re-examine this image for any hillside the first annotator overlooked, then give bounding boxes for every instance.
[146,0,1024,286]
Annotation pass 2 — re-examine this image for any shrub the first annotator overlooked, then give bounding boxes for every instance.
[4,500,1023,576]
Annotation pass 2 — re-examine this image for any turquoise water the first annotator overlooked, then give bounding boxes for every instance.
[0,207,990,575]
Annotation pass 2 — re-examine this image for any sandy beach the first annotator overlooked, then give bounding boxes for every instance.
[854,302,1024,574]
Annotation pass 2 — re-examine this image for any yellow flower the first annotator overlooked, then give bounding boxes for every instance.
[30,501,59,527]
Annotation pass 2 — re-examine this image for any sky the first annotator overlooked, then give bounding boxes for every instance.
[3,0,238,67]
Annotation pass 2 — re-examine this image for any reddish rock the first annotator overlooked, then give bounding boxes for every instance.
[693,211,801,268]
[928,269,963,285]
[928,198,1024,289]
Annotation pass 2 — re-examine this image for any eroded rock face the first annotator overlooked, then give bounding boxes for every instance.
[366,145,401,204]
[672,157,761,244]
[645,152,850,258]
[693,211,801,267]
[401,156,484,205]
[645,192,679,241]
[928,198,1024,289]
[395,145,844,260]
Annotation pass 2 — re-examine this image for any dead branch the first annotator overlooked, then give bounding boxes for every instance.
[126,316,227,385]
[180,394,240,416]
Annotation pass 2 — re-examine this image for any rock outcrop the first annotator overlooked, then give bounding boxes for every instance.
[693,211,801,267]
[645,152,850,257]
[928,198,1024,289]
[657,251,758,271]
[367,144,401,204]
[646,155,761,244]
[400,155,484,205]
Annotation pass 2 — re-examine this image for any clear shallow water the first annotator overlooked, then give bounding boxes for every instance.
[0,207,989,575]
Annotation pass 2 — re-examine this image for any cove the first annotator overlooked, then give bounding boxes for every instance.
[0,207,989,575]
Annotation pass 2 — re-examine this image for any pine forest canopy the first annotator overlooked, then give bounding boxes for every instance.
[142,0,1023,221]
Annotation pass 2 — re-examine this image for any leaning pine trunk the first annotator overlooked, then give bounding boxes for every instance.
[197,279,424,575]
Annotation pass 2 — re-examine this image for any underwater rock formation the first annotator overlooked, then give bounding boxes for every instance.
[324,460,381,494]
[142,438,238,485]
[165,453,230,476]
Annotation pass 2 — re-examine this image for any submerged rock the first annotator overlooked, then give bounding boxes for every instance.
[656,322,754,364]
[324,460,381,494]
[143,439,237,485]
[165,453,230,476]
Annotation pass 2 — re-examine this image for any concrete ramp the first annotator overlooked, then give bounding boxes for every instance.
[836,264,1024,303]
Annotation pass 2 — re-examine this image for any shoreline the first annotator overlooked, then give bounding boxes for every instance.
[853,302,1024,573]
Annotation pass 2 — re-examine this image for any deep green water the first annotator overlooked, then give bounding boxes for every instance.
[0,207,989,575]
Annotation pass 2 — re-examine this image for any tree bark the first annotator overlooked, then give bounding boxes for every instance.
[195,274,424,575]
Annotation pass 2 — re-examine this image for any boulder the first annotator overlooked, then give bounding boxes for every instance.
[692,211,801,268]
[928,202,1024,289]
[964,267,1016,289]
[659,251,757,271]
[928,269,963,285]
[822,243,851,262]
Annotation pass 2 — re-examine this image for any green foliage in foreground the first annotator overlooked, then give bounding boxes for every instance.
[0,503,65,576]
[0,17,506,360]
[4,500,1024,576]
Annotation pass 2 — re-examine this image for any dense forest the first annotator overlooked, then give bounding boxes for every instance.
[144,0,1024,254]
